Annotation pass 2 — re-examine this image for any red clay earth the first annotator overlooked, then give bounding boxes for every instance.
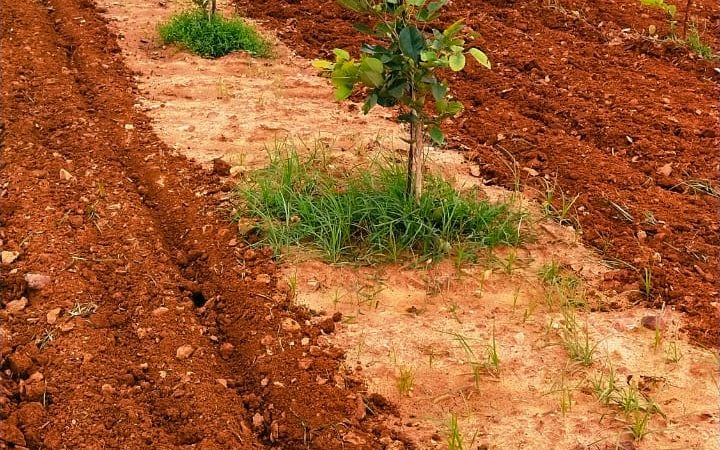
[235,0,720,347]
[0,0,409,448]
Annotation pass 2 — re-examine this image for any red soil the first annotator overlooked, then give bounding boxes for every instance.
[0,0,407,448]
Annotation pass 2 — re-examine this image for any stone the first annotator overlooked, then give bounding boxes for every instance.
[152,306,169,316]
[219,342,234,359]
[212,158,231,176]
[1,251,19,264]
[281,318,301,332]
[6,297,28,314]
[25,273,51,290]
[255,273,271,284]
[656,163,672,177]
[175,345,195,360]
[252,413,264,429]
[8,353,33,376]
[59,168,75,181]
[297,358,312,370]
[19,372,45,401]
[641,315,666,331]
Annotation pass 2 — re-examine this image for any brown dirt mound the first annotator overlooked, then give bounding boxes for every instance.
[0,0,408,448]
[234,0,720,347]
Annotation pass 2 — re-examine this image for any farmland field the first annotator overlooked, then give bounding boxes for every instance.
[0,0,718,449]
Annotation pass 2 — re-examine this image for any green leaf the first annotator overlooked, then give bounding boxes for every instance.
[312,59,334,70]
[436,99,463,115]
[362,57,384,73]
[362,93,378,114]
[468,48,491,69]
[352,22,374,35]
[333,83,353,101]
[333,48,351,61]
[407,0,425,6]
[448,52,466,71]
[336,0,364,12]
[420,50,437,61]
[430,82,447,101]
[443,19,464,38]
[399,27,425,61]
[429,126,444,145]
[359,69,383,88]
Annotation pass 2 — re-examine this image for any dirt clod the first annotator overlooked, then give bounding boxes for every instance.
[175,344,195,359]
[24,273,51,290]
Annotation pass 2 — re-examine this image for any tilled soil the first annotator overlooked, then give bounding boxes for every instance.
[235,0,720,347]
[0,0,406,448]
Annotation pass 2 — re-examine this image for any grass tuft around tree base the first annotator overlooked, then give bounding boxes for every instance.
[159,10,270,58]
[236,148,527,264]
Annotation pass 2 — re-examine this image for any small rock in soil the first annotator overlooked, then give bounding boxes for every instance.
[252,413,264,429]
[6,297,28,314]
[212,158,231,176]
[1,250,19,264]
[176,344,195,359]
[297,358,312,370]
[59,168,75,181]
[318,317,335,334]
[219,342,234,359]
[281,318,301,332]
[19,372,45,401]
[152,306,169,316]
[255,273,271,284]
[0,422,26,446]
[332,312,342,322]
[25,273,51,290]
[656,163,673,177]
[8,353,33,376]
[68,215,84,228]
[641,315,666,331]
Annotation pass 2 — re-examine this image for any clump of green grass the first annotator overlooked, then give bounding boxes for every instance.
[159,10,270,58]
[687,27,715,59]
[237,148,524,264]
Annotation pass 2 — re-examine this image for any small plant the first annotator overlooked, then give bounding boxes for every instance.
[159,10,270,58]
[485,325,500,375]
[628,411,652,441]
[641,267,653,298]
[315,0,491,200]
[238,147,523,263]
[447,414,477,450]
[541,178,580,226]
[687,27,714,58]
[590,364,618,406]
[396,366,415,396]
[36,328,56,350]
[69,302,98,317]
[665,339,683,363]
[615,382,642,414]
[539,260,568,286]
[559,305,597,366]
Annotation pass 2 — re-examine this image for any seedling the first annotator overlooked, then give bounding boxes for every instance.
[541,178,580,227]
[628,411,652,441]
[590,364,618,405]
[559,305,597,366]
[447,414,477,450]
[539,260,562,285]
[665,339,683,363]
[641,267,653,298]
[396,366,415,396]
[36,328,56,350]
[69,302,99,317]
[315,0,491,200]
[485,325,500,375]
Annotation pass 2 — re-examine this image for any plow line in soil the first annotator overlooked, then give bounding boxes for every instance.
[0,0,402,448]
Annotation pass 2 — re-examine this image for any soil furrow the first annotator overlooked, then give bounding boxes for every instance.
[1,0,403,448]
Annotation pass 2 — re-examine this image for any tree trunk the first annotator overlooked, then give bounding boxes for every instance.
[208,0,216,20]
[406,119,424,201]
